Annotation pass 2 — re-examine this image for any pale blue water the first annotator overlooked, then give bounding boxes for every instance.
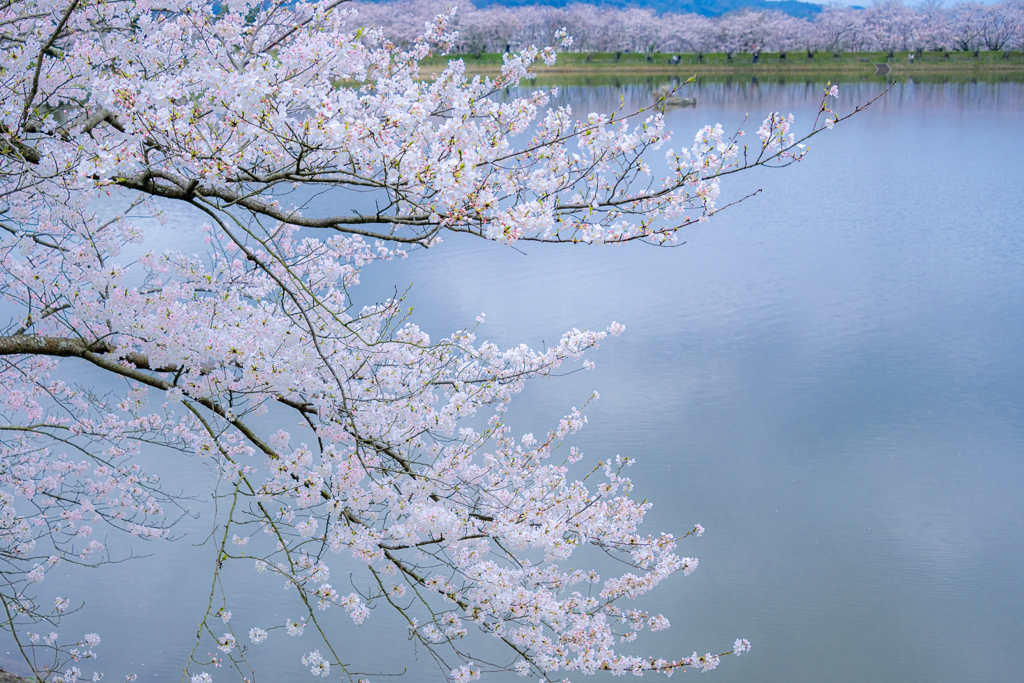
[3,79,1022,683]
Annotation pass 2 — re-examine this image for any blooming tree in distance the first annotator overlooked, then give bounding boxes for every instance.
[351,0,1024,55]
[0,1,863,682]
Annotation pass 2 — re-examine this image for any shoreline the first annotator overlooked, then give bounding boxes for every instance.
[418,50,1024,82]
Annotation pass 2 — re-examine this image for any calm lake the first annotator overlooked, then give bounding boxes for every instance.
[3,77,1023,683]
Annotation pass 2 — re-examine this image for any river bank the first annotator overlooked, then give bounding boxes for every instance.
[419,50,1024,83]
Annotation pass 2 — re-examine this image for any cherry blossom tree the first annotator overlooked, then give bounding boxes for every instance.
[558,4,609,53]
[717,10,806,56]
[340,1,1024,56]
[667,13,720,59]
[915,0,952,51]
[770,14,811,56]
[950,1,989,51]
[464,5,525,54]
[1,2,866,682]
[813,5,866,55]
[864,0,921,54]
[979,2,1024,50]
[614,8,653,54]
[514,5,568,52]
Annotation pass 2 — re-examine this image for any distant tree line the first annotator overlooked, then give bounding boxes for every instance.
[351,0,1024,56]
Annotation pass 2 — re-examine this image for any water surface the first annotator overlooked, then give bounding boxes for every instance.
[4,79,1022,683]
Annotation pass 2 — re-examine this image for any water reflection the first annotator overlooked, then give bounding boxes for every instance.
[526,78,1024,118]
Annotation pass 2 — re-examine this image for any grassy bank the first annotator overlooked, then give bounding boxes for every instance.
[419,50,1024,82]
